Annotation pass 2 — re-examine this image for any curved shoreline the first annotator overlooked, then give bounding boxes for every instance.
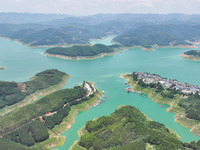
[121,74,200,137]
[113,44,197,52]
[39,90,103,150]
[44,51,119,60]
[0,74,71,117]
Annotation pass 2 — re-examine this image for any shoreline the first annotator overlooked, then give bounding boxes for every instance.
[180,54,200,61]
[44,51,119,60]
[121,74,200,137]
[187,41,200,45]
[0,66,6,70]
[40,89,103,150]
[2,36,198,51]
[0,36,91,48]
[70,105,182,150]
[113,44,197,52]
[0,74,71,117]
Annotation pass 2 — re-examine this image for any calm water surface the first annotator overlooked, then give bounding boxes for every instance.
[0,37,199,150]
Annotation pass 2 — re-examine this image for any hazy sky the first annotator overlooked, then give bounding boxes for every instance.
[1,0,200,16]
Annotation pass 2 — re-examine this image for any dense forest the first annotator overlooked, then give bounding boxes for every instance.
[130,73,200,121]
[0,69,67,109]
[179,92,200,120]
[184,50,200,57]
[75,106,200,150]
[0,86,87,134]
[0,23,121,46]
[45,44,114,57]
[0,81,97,148]
[113,24,200,48]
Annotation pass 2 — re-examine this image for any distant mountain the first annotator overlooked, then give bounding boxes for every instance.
[42,13,200,27]
[0,12,70,24]
[1,23,122,46]
[1,13,200,47]
[114,24,200,48]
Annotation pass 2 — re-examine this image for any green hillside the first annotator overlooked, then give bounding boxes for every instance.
[0,81,99,149]
[0,69,67,109]
[73,106,200,150]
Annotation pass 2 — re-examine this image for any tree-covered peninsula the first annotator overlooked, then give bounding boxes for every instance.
[0,69,69,111]
[44,44,115,60]
[181,50,200,61]
[122,72,200,136]
[0,81,102,150]
[72,105,200,150]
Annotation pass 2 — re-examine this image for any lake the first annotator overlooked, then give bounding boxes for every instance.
[0,37,199,150]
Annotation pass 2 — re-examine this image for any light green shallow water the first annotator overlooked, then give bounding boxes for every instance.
[0,37,200,150]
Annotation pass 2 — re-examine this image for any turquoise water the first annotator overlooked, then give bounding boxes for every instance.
[0,37,200,150]
[90,36,116,45]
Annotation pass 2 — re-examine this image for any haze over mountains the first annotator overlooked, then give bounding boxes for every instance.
[1,13,200,47]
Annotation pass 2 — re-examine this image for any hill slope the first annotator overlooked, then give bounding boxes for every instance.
[114,24,200,48]
[73,106,200,150]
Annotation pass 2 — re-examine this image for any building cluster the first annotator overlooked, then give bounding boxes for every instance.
[134,72,200,94]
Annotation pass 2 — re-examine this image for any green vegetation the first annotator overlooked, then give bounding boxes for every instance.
[45,44,114,58]
[123,73,200,136]
[0,69,66,109]
[179,92,200,120]
[0,80,100,149]
[183,50,200,60]
[184,50,200,57]
[130,72,200,121]
[73,105,200,150]
[4,119,49,146]
[0,86,86,134]
[0,138,28,150]
[114,24,200,48]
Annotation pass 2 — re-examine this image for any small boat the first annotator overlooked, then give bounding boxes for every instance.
[124,82,128,84]
[90,106,92,109]
[107,97,110,100]
[160,105,164,107]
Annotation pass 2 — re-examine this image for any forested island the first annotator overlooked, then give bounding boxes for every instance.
[0,81,102,150]
[122,72,200,136]
[0,69,69,114]
[72,105,200,150]
[181,50,200,61]
[44,44,115,60]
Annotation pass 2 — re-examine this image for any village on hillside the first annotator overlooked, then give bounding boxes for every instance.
[133,72,200,94]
